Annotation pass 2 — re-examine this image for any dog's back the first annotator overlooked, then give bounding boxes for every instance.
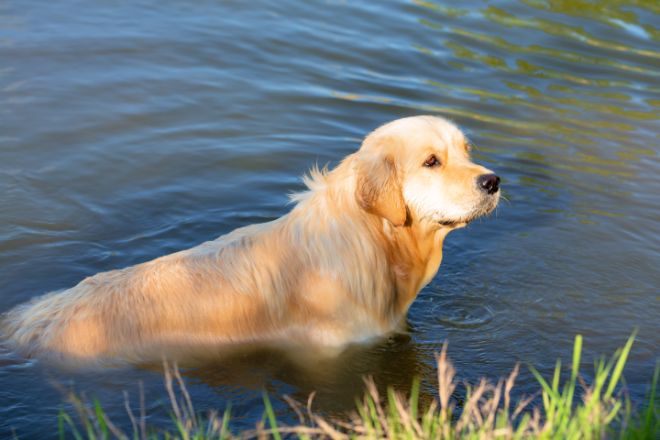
[1,221,284,362]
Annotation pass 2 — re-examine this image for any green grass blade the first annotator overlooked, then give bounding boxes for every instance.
[59,412,84,440]
[637,364,660,439]
[571,335,582,384]
[262,391,282,440]
[387,387,400,435]
[171,414,190,440]
[564,335,582,415]
[530,365,561,402]
[605,333,636,399]
[58,410,65,440]
[409,376,420,421]
[365,394,381,436]
[552,359,562,394]
[220,405,232,440]
[93,398,109,438]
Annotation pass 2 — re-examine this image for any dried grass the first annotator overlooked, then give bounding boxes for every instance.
[58,334,658,439]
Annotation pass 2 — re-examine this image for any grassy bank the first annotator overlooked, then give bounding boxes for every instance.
[59,335,658,439]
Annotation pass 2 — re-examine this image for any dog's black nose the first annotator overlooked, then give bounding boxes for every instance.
[477,174,500,195]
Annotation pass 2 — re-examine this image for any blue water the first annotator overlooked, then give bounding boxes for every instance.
[1,0,658,437]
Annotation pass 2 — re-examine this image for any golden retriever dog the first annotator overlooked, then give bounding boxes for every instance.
[1,116,500,364]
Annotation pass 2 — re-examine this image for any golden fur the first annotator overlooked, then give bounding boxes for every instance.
[1,116,499,364]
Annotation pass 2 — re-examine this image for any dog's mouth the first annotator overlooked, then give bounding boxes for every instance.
[438,220,462,227]
[437,219,470,229]
[436,196,499,228]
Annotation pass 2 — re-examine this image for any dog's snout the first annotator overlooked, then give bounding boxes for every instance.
[477,174,500,195]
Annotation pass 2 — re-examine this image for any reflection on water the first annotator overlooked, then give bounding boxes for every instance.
[176,335,430,416]
[0,0,658,437]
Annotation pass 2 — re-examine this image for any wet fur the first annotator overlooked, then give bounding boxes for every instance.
[1,116,498,364]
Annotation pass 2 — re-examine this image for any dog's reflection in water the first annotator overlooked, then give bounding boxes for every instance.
[139,329,435,417]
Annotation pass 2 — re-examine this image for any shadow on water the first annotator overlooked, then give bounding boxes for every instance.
[164,332,431,417]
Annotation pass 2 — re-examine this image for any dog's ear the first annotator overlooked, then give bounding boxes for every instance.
[355,152,407,227]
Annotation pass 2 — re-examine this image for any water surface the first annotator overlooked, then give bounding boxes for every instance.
[1,0,658,437]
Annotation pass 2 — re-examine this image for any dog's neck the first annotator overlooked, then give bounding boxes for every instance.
[290,159,454,324]
[379,218,453,317]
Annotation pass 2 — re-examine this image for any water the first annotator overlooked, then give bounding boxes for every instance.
[1,0,658,437]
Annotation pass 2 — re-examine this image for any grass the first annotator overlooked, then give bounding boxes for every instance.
[58,334,658,439]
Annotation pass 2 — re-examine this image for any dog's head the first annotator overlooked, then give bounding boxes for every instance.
[355,116,500,228]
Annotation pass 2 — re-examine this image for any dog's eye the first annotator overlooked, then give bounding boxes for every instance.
[423,155,440,168]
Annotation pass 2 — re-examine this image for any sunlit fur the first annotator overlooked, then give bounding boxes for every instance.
[1,116,499,365]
